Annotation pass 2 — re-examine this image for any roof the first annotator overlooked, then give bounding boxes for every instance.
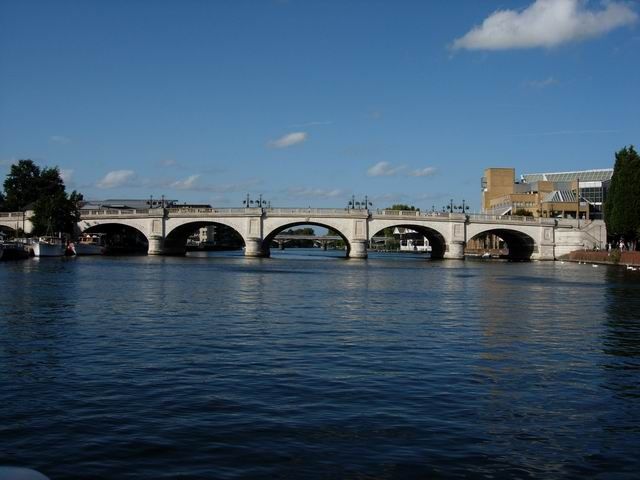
[542,190,590,203]
[80,199,179,210]
[521,169,613,183]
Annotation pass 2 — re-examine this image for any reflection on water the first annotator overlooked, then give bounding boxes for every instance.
[1,251,640,479]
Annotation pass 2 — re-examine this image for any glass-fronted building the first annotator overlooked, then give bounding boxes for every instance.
[482,168,613,219]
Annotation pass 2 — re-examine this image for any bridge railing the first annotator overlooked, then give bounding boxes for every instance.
[267,208,359,216]
[167,207,248,215]
[467,214,555,224]
[0,212,23,218]
[375,209,450,218]
[82,209,150,216]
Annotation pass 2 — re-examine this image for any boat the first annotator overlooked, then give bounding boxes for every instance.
[0,241,30,260]
[75,233,107,255]
[31,236,66,257]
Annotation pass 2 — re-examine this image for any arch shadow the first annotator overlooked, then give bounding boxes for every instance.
[370,224,447,259]
[467,229,536,261]
[82,223,149,254]
[164,221,245,255]
[0,225,17,236]
[262,222,351,258]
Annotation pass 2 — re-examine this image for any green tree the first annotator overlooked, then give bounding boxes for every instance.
[0,190,5,211]
[388,204,418,211]
[3,159,43,210]
[514,208,533,217]
[31,190,83,236]
[605,146,640,242]
[2,159,83,236]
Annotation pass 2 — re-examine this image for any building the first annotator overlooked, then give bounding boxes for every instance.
[80,199,179,210]
[481,168,613,219]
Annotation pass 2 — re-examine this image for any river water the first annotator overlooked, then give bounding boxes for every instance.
[1,250,639,479]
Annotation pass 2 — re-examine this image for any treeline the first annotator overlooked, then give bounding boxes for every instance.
[605,146,640,247]
[0,159,82,236]
[281,227,316,248]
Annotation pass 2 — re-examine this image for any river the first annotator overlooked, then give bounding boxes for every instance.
[1,250,639,479]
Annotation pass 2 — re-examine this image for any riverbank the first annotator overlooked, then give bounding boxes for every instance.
[561,250,640,267]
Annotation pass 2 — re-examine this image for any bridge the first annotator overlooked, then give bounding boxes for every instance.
[1,207,605,260]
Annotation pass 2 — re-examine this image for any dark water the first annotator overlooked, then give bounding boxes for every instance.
[1,250,639,479]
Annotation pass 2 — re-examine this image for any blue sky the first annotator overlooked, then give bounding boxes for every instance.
[1,0,638,211]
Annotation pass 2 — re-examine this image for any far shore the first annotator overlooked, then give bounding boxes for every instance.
[561,250,640,267]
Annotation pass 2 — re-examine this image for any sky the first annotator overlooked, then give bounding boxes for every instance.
[1,0,639,212]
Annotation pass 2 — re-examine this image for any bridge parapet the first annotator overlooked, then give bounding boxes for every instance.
[0,212,25,218]
[82,209,151,217]
[468,214,556,225]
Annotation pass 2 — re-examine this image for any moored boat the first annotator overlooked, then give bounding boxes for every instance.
[75,233,106,255]
[31,236,66,257]
[0,241,30,260]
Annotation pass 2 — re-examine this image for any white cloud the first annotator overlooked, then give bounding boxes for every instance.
[524,76,559,88]
[60,169,74,184]
[367,161,405,177]
[96,170,136,189]
[287,187,344,198]
[410,167,437,177]
[268,132,308,148]
[452,0,638,51]
[170,174,201,190]
[160,159,178,167]
[50,135,71,145]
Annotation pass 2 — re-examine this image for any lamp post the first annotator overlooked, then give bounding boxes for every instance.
[576,177,580,228]
[243,194,268,209]
[445,199,470,215]
[348,195,372,210]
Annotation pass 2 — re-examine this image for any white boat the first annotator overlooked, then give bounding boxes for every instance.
[75,233,106,255]
[31,237,66,257]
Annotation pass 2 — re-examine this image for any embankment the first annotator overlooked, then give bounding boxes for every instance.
[562,250,640,266]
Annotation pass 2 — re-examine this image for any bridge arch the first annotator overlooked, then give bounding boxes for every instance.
[0,224,17,235]
[369,221,448,259]
[262,220,351,257]
[163,219,245,254]
[466,227,537,261]
[81,222,150,254]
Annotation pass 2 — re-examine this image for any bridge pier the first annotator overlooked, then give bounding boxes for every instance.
[244,238,265,257]
[444,240,465,260]
[349,240,367,259]
[148,235,165,255]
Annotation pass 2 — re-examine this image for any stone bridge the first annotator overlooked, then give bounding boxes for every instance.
[65,207,606,260]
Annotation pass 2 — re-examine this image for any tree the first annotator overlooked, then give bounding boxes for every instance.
[514,208,533,217]
[388,204,418,211]
[31,190,83,236]
[3,159,43,211]
[2,159,83,236]
[0,190,5,211]
[604,146,640,242]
